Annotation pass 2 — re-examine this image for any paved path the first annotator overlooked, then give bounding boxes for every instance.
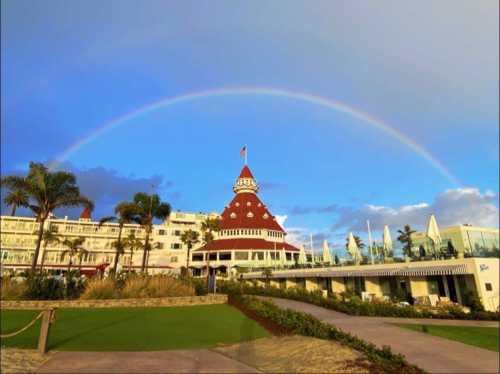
[262,297,499,374]
[37,350,259,373]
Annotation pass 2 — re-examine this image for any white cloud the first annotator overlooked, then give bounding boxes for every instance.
[275,214,288,227]
[333,187,499,232]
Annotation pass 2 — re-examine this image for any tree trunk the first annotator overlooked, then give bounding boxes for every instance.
[129,250,134,272]
[141,229,150,273]
[10,204,16,216]
[31,218,45,272]
[39,243,48,274]
[112,224,123,273]
[186,244,192,275]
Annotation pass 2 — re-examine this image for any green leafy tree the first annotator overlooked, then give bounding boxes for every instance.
[3,188,29,216]
[1,162,93,271]
[38,226,62,272]
[200,217,221,282]
[99,202,140,274]
[397,225,416,257]
[122,233,144,271]
[61,237,87,273]
[130,193,171,272]
[180,229,200,274]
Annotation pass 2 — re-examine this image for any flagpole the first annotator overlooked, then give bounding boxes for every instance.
[245,144,248,165]
[367,220,374,264]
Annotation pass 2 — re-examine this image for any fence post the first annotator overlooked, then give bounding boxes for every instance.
[37,309,54,354]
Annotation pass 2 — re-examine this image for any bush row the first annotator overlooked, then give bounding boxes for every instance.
[1,273,201,300]
[230,294,424,374]
[218,280,500,321]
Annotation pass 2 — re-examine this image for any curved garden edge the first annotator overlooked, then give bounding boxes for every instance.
[229,294,425,374]
[0,294,227,309]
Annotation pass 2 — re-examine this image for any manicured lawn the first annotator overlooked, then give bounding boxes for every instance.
[397,324,499,352]
[1,304,269,351]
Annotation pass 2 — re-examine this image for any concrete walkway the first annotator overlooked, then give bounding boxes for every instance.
[263,297,499,374]
[37,350,259,373]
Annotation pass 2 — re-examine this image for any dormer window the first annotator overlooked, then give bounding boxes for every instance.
[263,213,269,219]
[247,202,251,206]
[235,202,240,207]
[247,212,254,218]
[230,213,237,219]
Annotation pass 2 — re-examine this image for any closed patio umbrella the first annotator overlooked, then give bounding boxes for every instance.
[383,225,393,258]
[298,244,307,265]
[347,232,361,264]
[426,214,442,257]
[322,240,332,265]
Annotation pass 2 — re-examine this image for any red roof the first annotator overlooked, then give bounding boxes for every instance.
[220,192,284,232]
[80,206,92,219]
[196,238,299,252]
[238,165,255,179]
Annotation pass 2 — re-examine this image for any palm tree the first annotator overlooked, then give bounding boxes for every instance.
[397,225,416,258]
[200,217,220,282]
[180,229,200,274]
[99,202,140,274]
[122,233,144,271]
[39,226,62,272]
[131,193,171,272]
[1,162,93,271]
[61,237,87,273]
[3,188,29,216]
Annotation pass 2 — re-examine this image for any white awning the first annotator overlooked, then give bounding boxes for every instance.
[243,263,471,279]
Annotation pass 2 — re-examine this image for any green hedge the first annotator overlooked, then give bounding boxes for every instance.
[218,280,500,321]
[230,294,424,374]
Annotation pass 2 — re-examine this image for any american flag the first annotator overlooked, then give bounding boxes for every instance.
[240,146,247,157]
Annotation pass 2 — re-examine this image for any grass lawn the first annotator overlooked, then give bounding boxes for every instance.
[1,304,269,351]
[397,324,499,352]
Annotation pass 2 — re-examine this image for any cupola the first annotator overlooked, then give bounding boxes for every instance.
[233,165,259,194]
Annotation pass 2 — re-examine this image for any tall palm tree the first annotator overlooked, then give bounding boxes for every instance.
[38,226,62,272]
[61,237,87,273]
[99,202,140,274]
[180,229,200,274]
[122,233,144,271]
[201,217,220,283]
[131,193,171,273]
[1,162,93,271]
[397,224,417,258]
[3,188,29,216]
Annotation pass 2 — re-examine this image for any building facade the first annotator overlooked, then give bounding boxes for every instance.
[192,165,300,274]
[0,210,218,274]
[412,225,499,257]
[242,257,500,312]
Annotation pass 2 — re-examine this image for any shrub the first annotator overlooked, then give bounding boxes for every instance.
[120,275,195,298]
[24,273,64,300]
[218,280,500,321]
[0,277,28,300]
[80,277,118,299]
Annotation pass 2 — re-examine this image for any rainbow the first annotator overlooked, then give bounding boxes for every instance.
[49,87,460,185]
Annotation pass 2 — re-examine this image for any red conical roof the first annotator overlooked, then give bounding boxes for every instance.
[80,206,92,219]
[219,192,285,232]
[238,165,254,179]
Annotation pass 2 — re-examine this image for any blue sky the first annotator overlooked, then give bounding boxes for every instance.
[1,1,498,252]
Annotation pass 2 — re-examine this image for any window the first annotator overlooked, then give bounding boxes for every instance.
[156,243,164,249]
[171,243,181,249]
[219,252,232,260]
[209,253,217,261]
[158,229,165,235]
[192,254,204,262]
[170,256,178,263]
[485,283,493,291]
[235,252,249,260]
[173,230,181,236]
